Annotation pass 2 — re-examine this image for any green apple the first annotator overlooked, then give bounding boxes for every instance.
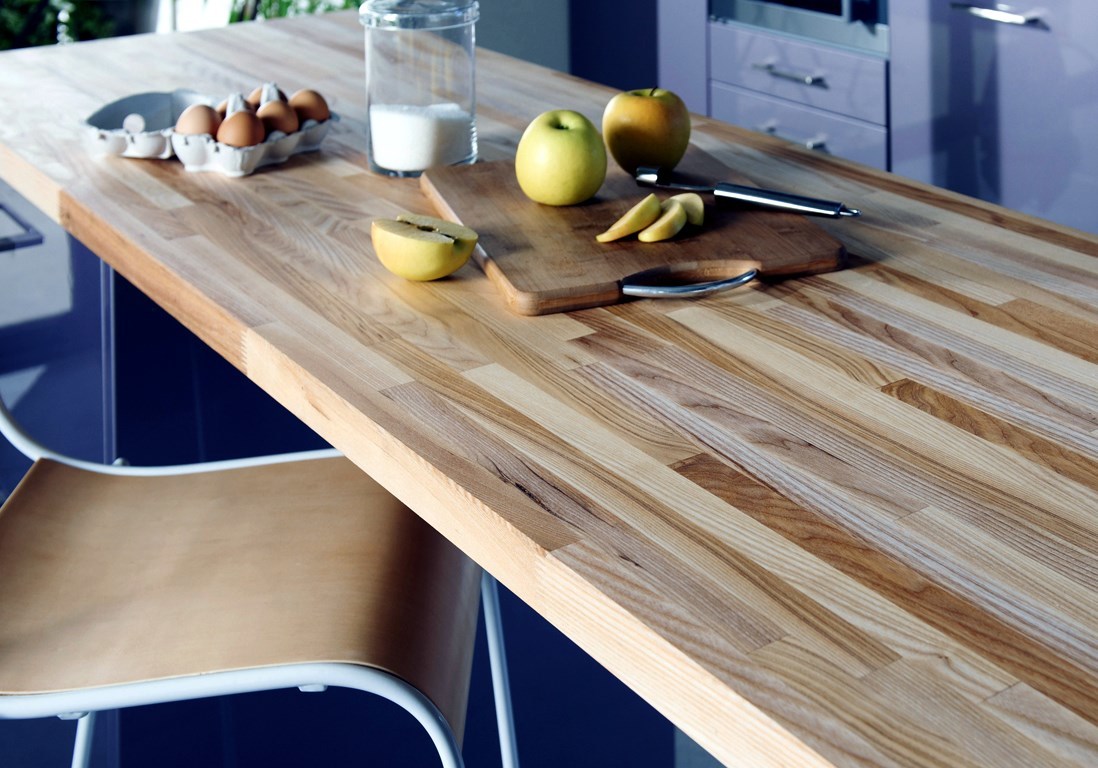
[637,198,687,243]
[602,88,691,175]
[595,193,661,243]
[514,109,607,206]
[371,214,478,281]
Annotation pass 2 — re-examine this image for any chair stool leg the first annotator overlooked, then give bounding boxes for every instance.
[481,573,519,768]
[70,711,96,768]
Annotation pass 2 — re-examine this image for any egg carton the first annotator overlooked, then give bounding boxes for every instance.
[84,89,209,160]
[170,117,334,177]
[84,90,336,177]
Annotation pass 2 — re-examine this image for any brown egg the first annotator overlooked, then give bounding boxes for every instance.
[174,104,221,136]
[216,110,265,147]
[247,83,287,110]
[257,99,300,136]
[289,89,330,123]
[217,97,254,118]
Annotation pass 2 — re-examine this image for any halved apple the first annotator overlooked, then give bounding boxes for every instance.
[637,199,687,243]
[668,192,704,226]
[595,193,661,243]
[395,213,479,262]
[371,214,478,281]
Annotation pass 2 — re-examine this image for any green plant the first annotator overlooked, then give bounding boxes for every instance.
[229,0,357,23]
[0,0,115,49]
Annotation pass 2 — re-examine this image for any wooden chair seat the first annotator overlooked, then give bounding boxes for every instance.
[0,455,481,741]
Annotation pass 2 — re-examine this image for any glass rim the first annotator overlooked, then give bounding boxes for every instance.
[359,0,479,29]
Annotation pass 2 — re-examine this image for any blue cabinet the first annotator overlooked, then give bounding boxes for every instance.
[890,0,1098,234]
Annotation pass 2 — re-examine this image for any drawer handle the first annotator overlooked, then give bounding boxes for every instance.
[0,202,44,252]
[758,121,830,153]
[752,61,828,89]
[949,3,1048,28]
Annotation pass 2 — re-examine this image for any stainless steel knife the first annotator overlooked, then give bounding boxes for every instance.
[635,166,861,218]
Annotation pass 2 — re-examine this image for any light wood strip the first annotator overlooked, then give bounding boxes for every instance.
[855,658,1067,768]
[881,378,1098,494]
[671,453,1016,702]
[670,305,1098,531]
[544,539,846,768]
[765,283,1098,457]
[575,331,1098,720]
[821,269,1098,398]
[902,506,1098,670]
[463,363,900,676]
[984,683,1098,766]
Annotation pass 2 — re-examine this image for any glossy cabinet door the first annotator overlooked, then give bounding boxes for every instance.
[657,0,709,113]
[891,0,1098,233]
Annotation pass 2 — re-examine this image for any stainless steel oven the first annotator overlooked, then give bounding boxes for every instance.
[710,0,888,54]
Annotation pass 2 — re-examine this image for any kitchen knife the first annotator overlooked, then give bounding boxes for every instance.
[636,166,861,218]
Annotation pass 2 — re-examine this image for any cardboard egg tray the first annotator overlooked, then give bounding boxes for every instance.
[84,89,335,177]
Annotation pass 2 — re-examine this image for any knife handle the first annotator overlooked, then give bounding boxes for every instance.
[713,183,856,218]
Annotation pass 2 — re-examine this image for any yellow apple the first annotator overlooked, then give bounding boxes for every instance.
[395,213,478,261]
[637,199,687,243]
[371,214,478,281]
[514,109,607,206]
[668,192,704,226]
[602,88,691,175]
[595,193,661,242]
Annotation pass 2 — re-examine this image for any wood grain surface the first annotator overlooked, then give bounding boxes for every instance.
[1,14,1097,767]
[421,149,845,314]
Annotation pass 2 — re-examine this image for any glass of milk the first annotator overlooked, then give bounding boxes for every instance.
[361,0,479,177]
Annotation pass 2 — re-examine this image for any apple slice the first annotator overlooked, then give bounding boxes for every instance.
[637,199,687,243]
[371,214,478,281]
[668,192,704,226]
[595,193,661,243]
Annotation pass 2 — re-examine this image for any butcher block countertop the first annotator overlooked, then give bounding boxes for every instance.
[2,13,1097,767]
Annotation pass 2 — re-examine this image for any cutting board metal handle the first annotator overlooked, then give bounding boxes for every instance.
[621,268,758,299]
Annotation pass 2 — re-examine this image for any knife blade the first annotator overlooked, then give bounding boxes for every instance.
[636,166,861,218]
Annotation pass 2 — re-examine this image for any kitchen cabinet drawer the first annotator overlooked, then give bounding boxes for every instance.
[709,21,887,125]
[711,82,887,170]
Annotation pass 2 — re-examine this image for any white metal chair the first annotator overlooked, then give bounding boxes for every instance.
[0,395,519,768]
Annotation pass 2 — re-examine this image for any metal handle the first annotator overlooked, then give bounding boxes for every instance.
[752,61,828,88]
[714,182,857,218]
[621,268,758,299]
[0,202,44,252]
[757,121,830,154]
[950,3,1047,27]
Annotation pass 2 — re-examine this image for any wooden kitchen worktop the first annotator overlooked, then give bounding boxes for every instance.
[2,12,1097,767]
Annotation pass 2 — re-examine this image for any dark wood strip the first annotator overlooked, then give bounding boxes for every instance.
[871,266,1098,365]
[673,452,1098,726]
[882,378,1098,495]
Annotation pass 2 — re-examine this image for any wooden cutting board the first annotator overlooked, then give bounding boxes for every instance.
[421,147,847,315]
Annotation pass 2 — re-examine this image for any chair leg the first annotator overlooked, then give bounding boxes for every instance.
[480,573,519,768]
[70,711,96,768]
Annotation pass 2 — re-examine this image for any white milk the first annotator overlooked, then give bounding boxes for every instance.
[368,102,474,173]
